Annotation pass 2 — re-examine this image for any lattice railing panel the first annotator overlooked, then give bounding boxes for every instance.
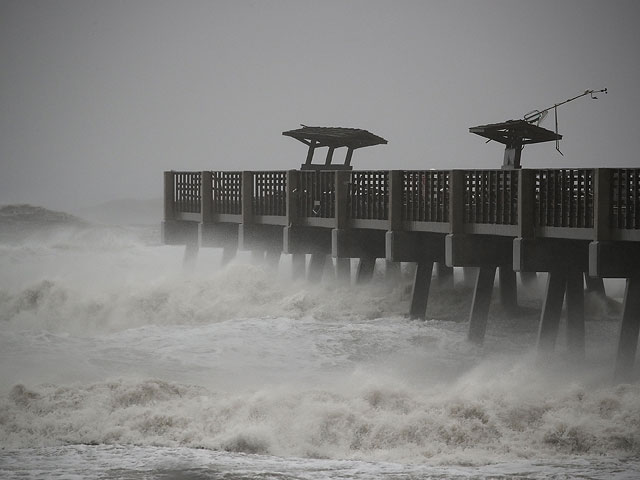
[349,171,389,220]
[211,171,242,215]
[174,171,202,214]
[297,171,336,218]
[536,169,593,228]
[253,171,287,216]
[402,171,449,222]
[611,168,640,229]
[465,170,518,225]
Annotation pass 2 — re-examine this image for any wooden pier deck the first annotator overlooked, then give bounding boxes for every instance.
[162,167,640,380]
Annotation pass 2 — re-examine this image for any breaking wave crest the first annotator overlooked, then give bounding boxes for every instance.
[2,373,639,465]
[0,263,423,334]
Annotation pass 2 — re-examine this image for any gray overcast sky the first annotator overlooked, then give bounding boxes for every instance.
[1,0,639,210]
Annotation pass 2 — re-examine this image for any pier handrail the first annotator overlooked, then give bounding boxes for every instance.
[164,167,640,241]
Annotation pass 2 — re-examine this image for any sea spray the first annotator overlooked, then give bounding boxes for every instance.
[1,206,638,477]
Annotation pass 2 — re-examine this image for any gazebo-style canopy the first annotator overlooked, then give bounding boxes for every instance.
[283,126,388,170]
[469,119,562,169]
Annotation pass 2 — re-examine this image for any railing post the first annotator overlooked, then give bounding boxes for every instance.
[335,171,350,229]
[517,169,535,238]
[286,170,299,226]
[164,171,175,221]
[388,170,403,231]
[449,170,465,233]
[594,168,611,241]
[201,171,212,223]
[242,171,254,224]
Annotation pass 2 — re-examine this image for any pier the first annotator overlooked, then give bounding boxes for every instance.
[162,126,640,381]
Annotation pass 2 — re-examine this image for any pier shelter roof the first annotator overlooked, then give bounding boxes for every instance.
[283,126,387,171]
[283,126,387,149]
[470,119,562,169]
[469,119,561,146]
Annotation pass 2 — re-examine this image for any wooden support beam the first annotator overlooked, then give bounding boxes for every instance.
[325,147,335,166]
[410,261,434,320]
[344,148,354,167]
[537,271,567,356]
[566,269,585,360]
[356,257,376,284]
[468,266,496,344]
[614,276,640,382]
[304,141,317,165]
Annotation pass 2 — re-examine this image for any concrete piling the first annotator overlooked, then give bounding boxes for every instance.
[537,271,567,357]
[410,261,434,320]
[565,269,586,360]
[614,276,640,382]
[467,266,496,344]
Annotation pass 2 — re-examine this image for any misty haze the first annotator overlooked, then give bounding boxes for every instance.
[1,1,640,479]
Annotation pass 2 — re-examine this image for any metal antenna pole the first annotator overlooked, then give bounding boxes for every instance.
[523,88,607,156]
[524,88,607,126]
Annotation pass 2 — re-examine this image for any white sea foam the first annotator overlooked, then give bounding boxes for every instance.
[0,208,638,475]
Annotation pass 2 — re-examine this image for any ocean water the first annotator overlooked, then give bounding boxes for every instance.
[0,205,639,479]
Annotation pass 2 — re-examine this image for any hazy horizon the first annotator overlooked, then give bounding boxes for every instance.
[2,0,640,211]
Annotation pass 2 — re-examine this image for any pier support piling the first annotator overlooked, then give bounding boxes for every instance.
[410,261,434,320]
[335,257,351,284]
[566,269,586,360]
[468,266,496,344]
[182,239,199,271]
[462,267,478,288]
[385,260,402,284]
[585,274,606,297]
[614,276,640,382]
[436,262,454,289]
[356,257,376,284]
[537,271,567,357]
[520,271,538,288]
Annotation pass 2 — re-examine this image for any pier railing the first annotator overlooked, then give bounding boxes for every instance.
[164,168,640,241]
